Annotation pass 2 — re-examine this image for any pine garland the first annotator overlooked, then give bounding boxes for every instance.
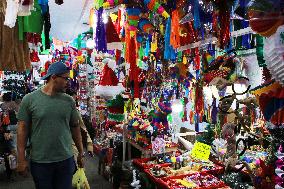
[108,113,124,122]
[106,95,124,107]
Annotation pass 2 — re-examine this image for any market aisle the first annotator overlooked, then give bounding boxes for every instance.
[0,155,112,189]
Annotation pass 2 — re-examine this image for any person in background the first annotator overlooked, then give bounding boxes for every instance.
[17,62,84,189]
[65,88,94,166]
[0,92,19,155]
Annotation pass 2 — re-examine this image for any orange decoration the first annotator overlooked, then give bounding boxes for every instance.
[170,10,181,49]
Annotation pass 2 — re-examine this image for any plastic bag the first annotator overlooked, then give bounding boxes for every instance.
[72,168,90,189]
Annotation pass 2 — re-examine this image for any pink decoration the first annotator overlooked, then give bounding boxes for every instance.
[157,6,164,14]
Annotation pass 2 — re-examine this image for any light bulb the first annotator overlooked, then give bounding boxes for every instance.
[86,39,95,49]
[171,100,184,113]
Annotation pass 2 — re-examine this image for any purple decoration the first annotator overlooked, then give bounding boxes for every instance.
[95,8,107,53]
[211,97,218,124]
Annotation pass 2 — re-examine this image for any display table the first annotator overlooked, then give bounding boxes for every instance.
[133,157,226,188]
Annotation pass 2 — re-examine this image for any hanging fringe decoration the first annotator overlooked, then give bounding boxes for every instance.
[138,18,154,34]
[164,18,176,60]
[151,33,158,52]
[145,36,150,57]
[143,0,170,18]
[256,34,266,67]
[262,67,272,83]
[193,0,201,29]
[215,1,231,49]
[170,10,180,49]
[127,32,140,98]
[95,8,107,52]
[194,48,200,70]
[195,82,204,122]
[126,7,141,31]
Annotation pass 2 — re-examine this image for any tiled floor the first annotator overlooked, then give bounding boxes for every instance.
[0,155,113,189]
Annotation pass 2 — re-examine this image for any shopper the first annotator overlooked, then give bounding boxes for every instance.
[0,92,19,155]
[17,62,84,189]
[65,88,94,166]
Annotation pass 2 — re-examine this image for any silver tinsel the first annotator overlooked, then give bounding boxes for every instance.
[199,0,214,14]
[220,173,253,189]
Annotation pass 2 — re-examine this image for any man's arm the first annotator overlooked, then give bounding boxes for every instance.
[17,121,29,176]
[71,121,84,167]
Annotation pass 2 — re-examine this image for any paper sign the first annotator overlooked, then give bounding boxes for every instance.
[191,141,211,160]
[152,137,166,155]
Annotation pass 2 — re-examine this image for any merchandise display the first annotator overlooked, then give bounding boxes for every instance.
[1,0,284,188]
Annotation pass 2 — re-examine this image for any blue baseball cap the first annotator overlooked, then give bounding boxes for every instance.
[41,62,69,80]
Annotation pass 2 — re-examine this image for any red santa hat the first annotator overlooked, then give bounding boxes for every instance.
[95,58,125,97]
[105,17,123,50]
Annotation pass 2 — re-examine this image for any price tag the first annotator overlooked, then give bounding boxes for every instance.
[152,137,165,155]
[191,141,211,160]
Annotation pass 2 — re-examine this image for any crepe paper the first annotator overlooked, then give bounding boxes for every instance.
[191,141,211,161]
[178,179,197,188]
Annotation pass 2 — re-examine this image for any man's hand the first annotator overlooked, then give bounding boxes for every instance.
[17,159,29,177]
[77,154,85,168]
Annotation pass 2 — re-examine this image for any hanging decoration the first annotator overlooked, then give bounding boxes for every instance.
[95,58,125,97]
[248,0,284,37]
[258,87,284,126]
[95,8,107,52]
[143,0,169,19]
[170,10,180,49]
[164,18,176,60]
[263,25,284,85]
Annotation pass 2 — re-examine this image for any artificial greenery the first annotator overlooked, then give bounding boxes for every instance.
[106,94,125,107]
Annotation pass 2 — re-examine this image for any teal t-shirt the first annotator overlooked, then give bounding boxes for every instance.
[17,89,79,163]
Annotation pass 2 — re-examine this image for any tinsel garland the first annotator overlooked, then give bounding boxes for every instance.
[256,35,266,67]
[193,0,201,29]
[194,82,204,119]
[164,18,176,60]
[211,97,218,124]
[95,8,107,52]
[262,67,272,83]
[215,1,231,49]
[108,113,124,122]
[170,10,180,49]
[220,173,253,189]
[106,95,124,107]
[145,37,150,57]
[3,71,28,99]
[127,33,140,98]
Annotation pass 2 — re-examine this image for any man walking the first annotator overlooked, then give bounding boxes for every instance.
[17,62,84,189]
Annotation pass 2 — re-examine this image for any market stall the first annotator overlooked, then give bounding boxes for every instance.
[1,0,284,189]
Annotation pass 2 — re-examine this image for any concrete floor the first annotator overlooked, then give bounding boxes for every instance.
[0,155,113,189]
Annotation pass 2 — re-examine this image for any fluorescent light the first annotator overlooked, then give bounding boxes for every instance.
[86,39,95,49]
[172,100,184,113]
